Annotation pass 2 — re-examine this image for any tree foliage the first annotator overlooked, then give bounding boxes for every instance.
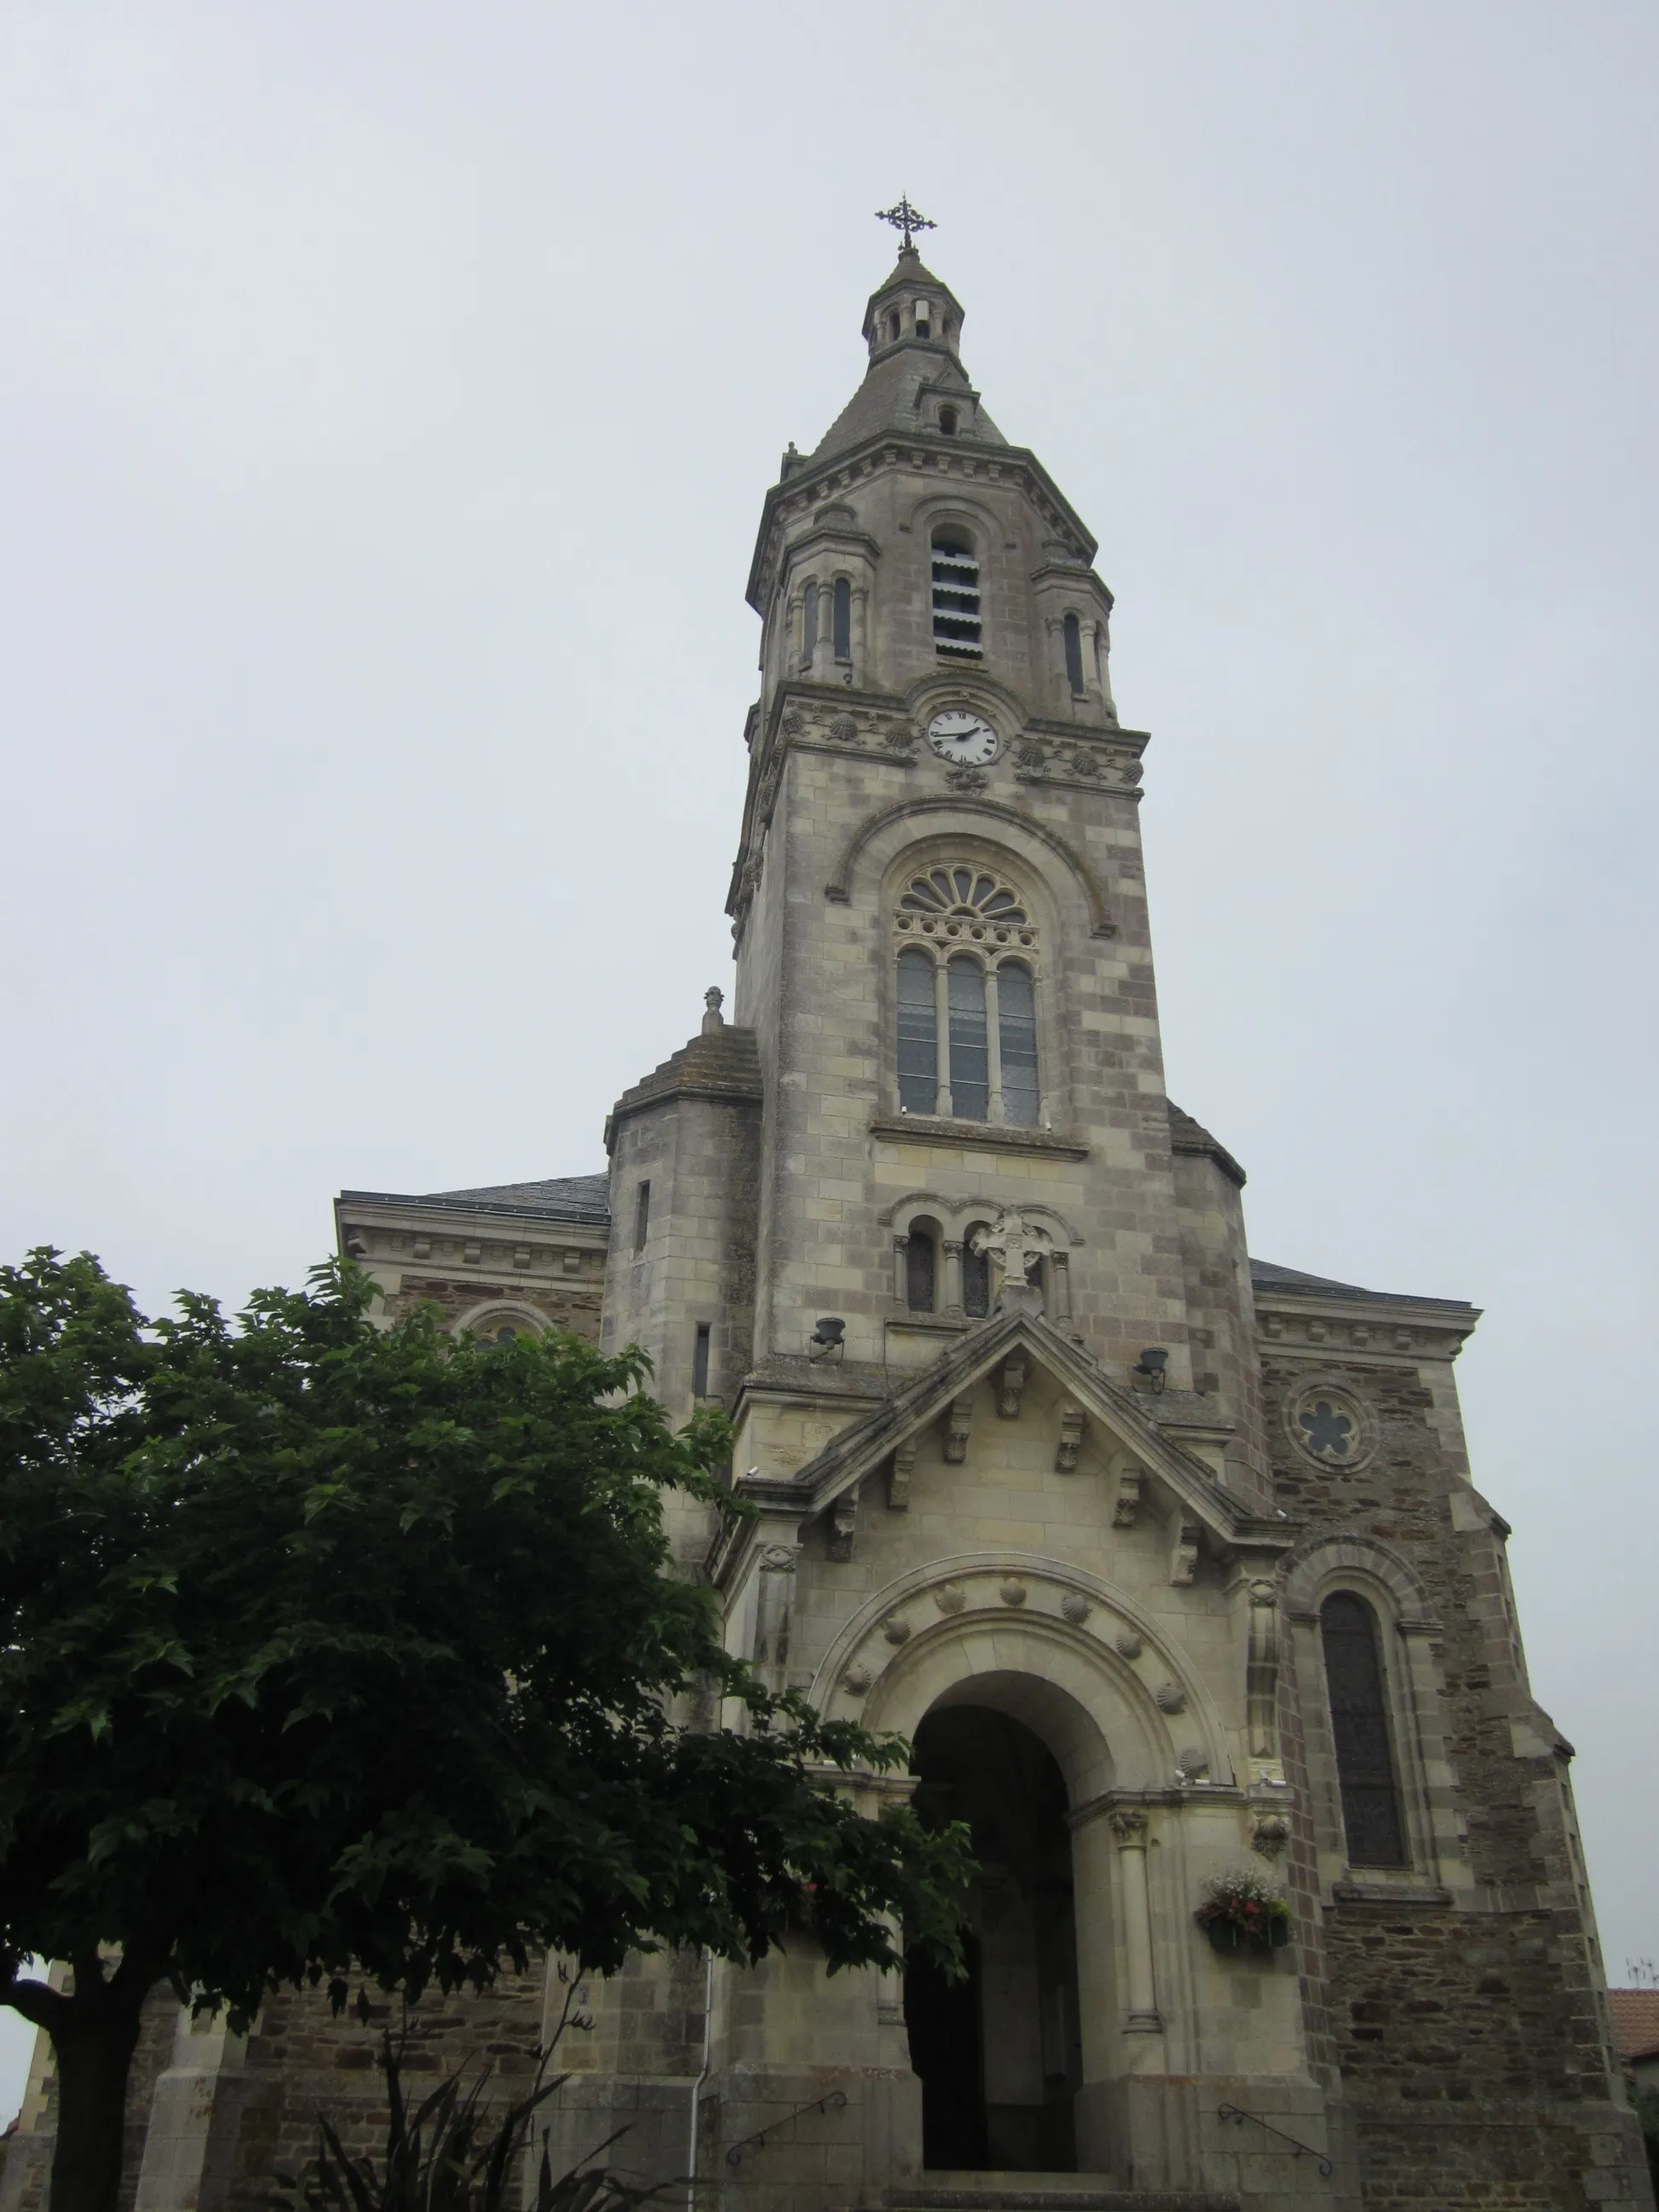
[0,1249,968,2212]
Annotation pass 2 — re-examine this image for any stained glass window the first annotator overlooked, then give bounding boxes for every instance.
[897,950,937,1114]
[906,1228,937,1313]
[1321,1592,1407,1867]
[947,958,989,1122]
[998,961,1039,1126]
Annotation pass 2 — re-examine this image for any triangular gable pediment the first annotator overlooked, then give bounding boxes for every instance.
[731,1308,1289,1564]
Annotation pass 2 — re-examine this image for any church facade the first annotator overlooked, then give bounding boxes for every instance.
[3,240,1647,2212]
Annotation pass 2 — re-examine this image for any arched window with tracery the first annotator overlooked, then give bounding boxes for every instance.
[1320,1592,1407,1867]
[894,865,1042,1126]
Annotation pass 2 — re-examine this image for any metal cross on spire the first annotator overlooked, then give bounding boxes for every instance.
[875,195,936,252]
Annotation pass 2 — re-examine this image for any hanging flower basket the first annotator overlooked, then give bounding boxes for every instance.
[1195,1867,1293,1957]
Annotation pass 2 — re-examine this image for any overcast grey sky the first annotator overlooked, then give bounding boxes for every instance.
[3,0,1656,2122]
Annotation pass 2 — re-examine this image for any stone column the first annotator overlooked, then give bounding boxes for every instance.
[1051,1249,1073,1324]
[892,1234,910,1307]
[984,966,1004,1123]
[1109,1808,1161,2032]
[942,1239,964,1315]
[933,963,952,1116]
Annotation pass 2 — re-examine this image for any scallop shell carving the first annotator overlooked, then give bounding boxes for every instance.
[998,1578,1028,1607]
[1060,1592,1091,1625]
[841,1663,873,1696]
[934,1583,967,1615]
[829,713,859,742]
[1154,1680,1187,1714]
[882,1615,912,1644]
[1114,1630,1144,1661]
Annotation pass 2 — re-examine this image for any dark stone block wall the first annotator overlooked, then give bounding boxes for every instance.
[1260,1348,1650,2209]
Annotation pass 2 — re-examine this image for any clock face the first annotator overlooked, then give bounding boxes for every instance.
[928,709,998,765]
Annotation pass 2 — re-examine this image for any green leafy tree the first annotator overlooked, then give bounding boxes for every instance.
[0,1252,967,2212]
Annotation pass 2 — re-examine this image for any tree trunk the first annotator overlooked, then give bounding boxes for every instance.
[45,2000,145,2212]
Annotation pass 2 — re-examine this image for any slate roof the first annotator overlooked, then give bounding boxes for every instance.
[337,1173,609,1227]
[1249,1257,1475,1313]
[1167,1101,1247,1188]
[604,1025,763,1152]
[1608,1990,1659,2064]
[811,346,1005,467]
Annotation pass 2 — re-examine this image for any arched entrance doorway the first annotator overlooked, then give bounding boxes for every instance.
[905,1703,1084,2172]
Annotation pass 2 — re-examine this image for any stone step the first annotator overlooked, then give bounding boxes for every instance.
[892,2179,1240,2212]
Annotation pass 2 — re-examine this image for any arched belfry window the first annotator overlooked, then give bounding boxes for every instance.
[832,576,852,661]
[1320,1592,1407,1867]
[962,1225,991,1317]
[905,1220,939,1312]
[931,528,981,660]
[892,865,1042,1126]
[1063,612,1085,695]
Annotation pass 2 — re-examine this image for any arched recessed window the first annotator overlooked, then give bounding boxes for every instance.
[998,961,1039,1126]
[963,1225,991,1318]
[947,957,989,1122]
[931,528,981,660]
[803,580,819,660]
[915,301,932,337]
[896,948,938,1115]
[906,1222,938,1312]
[494,1326,517,1343]
[1320,1592,1407,1868]
[1063,612,1085,695]
[832,576,852,661]
[939,405,958,438]
[1092,622,1105,688]
[888,310,900,342]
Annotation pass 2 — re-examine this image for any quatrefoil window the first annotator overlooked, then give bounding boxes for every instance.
[1284,1379,1377,1473]
[1299,1399,1355,1461]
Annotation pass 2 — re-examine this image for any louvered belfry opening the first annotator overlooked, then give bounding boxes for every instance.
[931,527,982,658]
[1320,1591,1408,1866]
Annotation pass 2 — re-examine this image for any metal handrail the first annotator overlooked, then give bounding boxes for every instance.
[1216,2102,1334,2179]
[725,2088,848,2168]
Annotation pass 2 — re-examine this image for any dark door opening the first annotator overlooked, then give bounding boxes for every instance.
[904,1703,1083,2172]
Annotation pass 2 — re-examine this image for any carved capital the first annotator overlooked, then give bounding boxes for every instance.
[1169,1516,1202,1586]
[1108,1806,1149,1846]
[1113,1464,1143,1526]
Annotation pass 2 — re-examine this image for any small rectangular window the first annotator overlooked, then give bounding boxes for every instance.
[803,580,819,660]
[692,1322,711,1398]
[633,1180,651,1254]
[833,577,852,661]
[1063,612,1085,695]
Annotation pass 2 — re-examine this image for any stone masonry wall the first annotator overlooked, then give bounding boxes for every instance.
[1260,1346,1650,2209]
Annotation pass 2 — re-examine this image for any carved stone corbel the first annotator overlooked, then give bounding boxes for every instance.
[1245,1576,1281,1761]
[888,1441,916,1511]
[1169,1516,1202,1586]
[998,1353,1028,1420]
[829,1487,859,1563]
[1055,1401,1086,1472]
[1113,1464,1143,1527]
[942,1391,975,1464]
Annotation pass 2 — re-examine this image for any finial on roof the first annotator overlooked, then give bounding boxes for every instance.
[701,986,725,1035]
[875,195,936,253]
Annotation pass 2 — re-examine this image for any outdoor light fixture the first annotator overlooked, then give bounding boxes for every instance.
[808,1316,846,1362]
[1133,1346,1169,1392]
